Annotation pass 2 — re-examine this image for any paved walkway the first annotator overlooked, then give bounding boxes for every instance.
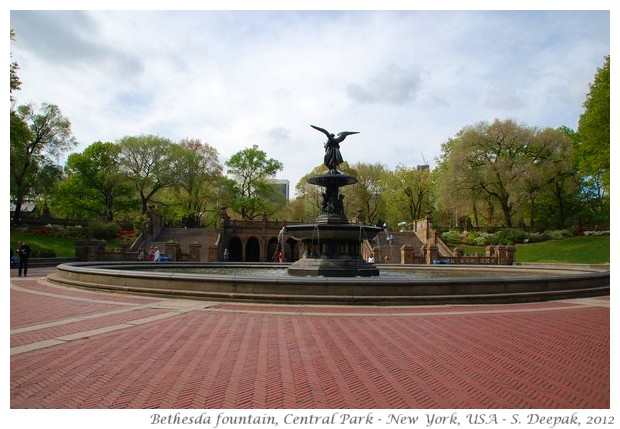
[10,267,610,409]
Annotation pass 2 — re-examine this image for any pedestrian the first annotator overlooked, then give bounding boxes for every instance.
[137,247,145,261]
[277,251,284,263]
[368,255,375,263]
[223,248,229,262]
[384,254,390,264]
[153,247,161,262]
[17,241,31,277]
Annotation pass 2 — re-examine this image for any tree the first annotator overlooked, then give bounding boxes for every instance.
[10,29,21,101]
[517,127,577,229]
[10,103,77,222]
[577,56,610,192]
[118,135,182,215]
[175,138,224,226]
[53,141,136,221]
[382,164,433,227]
[348,162,387,225]
[225,145,283,220]
[435,118,571,229]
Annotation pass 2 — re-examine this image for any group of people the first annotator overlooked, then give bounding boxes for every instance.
[138,246,161,262]
[12,241,31,277]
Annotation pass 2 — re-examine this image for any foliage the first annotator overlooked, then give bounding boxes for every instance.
[118,135,182,214]
[577,55,610,192]
[381,164,433,227]
[225,145,283,220]
[87,222,121,240]
[10,29,21,100]
[347,162,388,225]
[10,103,77,222]
[53,141,137,221]
[441,228,574,246]
[435,119,578,229]
[173,139,225,226]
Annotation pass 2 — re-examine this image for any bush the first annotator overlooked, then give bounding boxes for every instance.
[462,231,492,246]
[489,228,529,245]
[87,222,121,240]
[30,248,57,258]
[441,230,463,244]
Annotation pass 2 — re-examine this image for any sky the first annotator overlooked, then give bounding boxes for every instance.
[9,5,611,196]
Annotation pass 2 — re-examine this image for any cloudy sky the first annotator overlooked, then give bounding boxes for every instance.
[9,6,610,194]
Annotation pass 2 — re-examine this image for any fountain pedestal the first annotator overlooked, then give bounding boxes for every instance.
[285,172,382,277]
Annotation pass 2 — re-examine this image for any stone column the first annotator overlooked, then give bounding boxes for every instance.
[486,245,496,257]
[425,244,438,265]
[75,240,89,262]
[496,244,507,265]
[188,242,201,262]
[208,245,219,262]
[165,240,180,261]
[400,244,415,264]
[505,245,516,265]
[453,246,464,264]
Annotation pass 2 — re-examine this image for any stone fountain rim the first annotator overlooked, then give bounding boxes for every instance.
[46,261,610,306]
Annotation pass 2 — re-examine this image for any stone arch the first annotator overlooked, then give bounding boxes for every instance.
[285,238,298,261]
[245,237,261,262]
[227,237,242,262]
[267,237,279,262]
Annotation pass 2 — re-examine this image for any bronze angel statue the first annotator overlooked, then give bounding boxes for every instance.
[310,125,359,172]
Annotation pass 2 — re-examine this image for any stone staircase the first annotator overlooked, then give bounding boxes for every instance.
[374,229,452,264]
[146,227,219,262]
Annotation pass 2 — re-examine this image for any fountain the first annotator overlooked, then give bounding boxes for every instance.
[284,125,382,277]
[46,125,610,305]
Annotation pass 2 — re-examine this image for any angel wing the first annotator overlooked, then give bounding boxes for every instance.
[310,124,332,138]
[336,131,359,138]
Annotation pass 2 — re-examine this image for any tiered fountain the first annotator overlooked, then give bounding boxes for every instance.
[284,125,383,277]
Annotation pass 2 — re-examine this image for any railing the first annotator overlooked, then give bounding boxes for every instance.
[433,256,498,265]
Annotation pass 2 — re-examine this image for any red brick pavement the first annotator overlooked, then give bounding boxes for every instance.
[10,267,610,409]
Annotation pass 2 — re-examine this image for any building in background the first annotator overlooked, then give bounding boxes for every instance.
[267,179,290,206]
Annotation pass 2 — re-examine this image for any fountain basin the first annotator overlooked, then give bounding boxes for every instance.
[47,262,610,306]
[284,223,383,241]
[284,224,383,277]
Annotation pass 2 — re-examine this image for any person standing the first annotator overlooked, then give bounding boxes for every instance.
[17,241,31,277]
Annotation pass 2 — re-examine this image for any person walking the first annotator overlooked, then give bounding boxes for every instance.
[17,241,31,277]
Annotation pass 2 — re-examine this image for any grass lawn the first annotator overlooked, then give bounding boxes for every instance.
[515,236,610,264]
[10,231,76,258]
[461,236,609,265]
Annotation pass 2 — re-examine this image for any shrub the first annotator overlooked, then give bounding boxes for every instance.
[489,228,529,245]
[87,222,121,240]
[31,248,57,258]
[545,229,573,240]
[441,230,462,244]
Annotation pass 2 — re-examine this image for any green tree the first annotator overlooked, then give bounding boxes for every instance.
[517,127,578,229]
[435,119,571,229]
[225,145,283,220]
[118,135,182,215]
[53,141,136,221]
[382,164,433,227]
[348,162,387,225]
[175,138,224,226]
[10,103,77,222]
[577,55,610,192]
[10,29,21,100]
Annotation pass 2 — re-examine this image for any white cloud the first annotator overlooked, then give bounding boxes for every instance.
[9,9,610,194]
